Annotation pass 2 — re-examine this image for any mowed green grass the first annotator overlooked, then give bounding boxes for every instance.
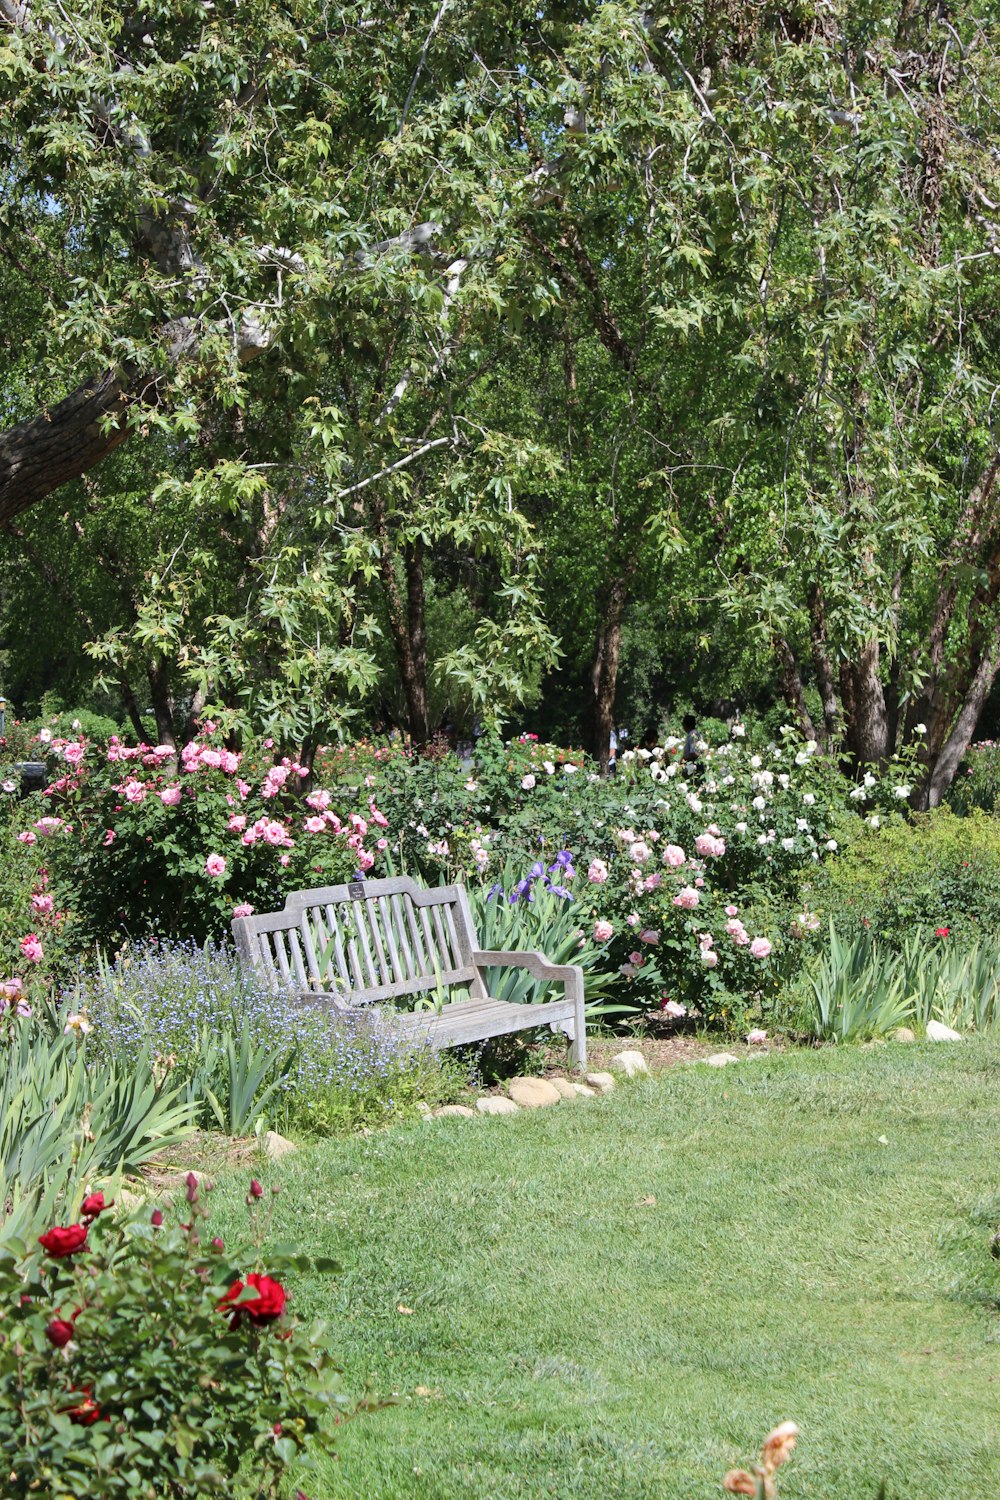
[209,1042,1000,1500]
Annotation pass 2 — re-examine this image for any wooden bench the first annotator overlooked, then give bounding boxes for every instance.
[232,875,587,1067]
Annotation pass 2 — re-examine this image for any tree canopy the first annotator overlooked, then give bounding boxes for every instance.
[1,0,999,798]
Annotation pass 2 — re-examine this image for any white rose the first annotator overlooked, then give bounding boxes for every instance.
[825,839,838,851]
[803,792,816,806]
[750,755,762,769]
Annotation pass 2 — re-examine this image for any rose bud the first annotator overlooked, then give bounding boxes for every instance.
[249,1179,264,1199]
[212,1237,224,1252]
[81,1191,112,1220]
[150,1209,164,1227]
[46,1318,75,1348]
[273,1422,282,1436]
[186,1172,199,1203]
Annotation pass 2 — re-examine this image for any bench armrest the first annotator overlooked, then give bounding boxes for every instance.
[472,950,584,996]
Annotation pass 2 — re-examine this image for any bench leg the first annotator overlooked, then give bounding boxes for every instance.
[570,988,587,1071]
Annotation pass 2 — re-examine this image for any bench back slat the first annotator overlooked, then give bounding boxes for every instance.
[232,875,488,1003]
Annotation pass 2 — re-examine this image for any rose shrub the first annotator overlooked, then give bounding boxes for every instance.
[7,723,390,955]
[0,1176,348,1499]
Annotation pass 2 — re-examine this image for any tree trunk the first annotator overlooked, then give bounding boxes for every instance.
[807,586,840,748]
[146,658,177,749]
[922,621,1000,807]
[0,372,132,526]
[844,641,891,766]
[774,636,818,742]
[589,574,629,773]
[403,538,430,748]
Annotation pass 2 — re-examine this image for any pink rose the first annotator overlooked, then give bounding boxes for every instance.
[236,779,252,800]
[593,919,613,943]
[639,928,659,945]
[725,919,749,946]
[306,789,331,811]
[279,853,290,867]
[629,950,644,966]
[629,841,651,864]
[199,749,222,769]
[749,938,772,959]
[102,830,115,847]
[587,859,609,884]
[30,893,53,915]
[521,774,536,790]
[227,814,247,832]
[220,751,240,774]
[672,887,700,910]
[626,913,640,927]
[357,850,375,871]
[348,814,368,837]
[643,872,662,892]
[20,934,43,964]
[241,828,258,845]
[263,822,287,846]
[17,832,37,846]
[694,833,726,858]
[662,844,686,867]
[205,854,227,878]
[376,837,388,850]
[232,903,255,919]
[304,816,326,834]
[159,787,181,806]
[123,781,146,805]
[725,904,739,917]
[63,742,85,766]
[662,999,687,1018]
[747,1028,768,1044]
[702,949,719,967]
[369,806,389,828]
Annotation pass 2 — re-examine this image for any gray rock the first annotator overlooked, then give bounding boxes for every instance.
[476,1096,520,1115]
[572,1083,598,1097]
[584,1071,616,1094]
[433,1104,476,1118]
[926,1019,962,1042]
[507,1077,562,1108]
[705,1052,740,1067]
[548,1077,579,1100]
[264,1130,297,1160]
[894,1027,916,1043]
[610,1050,649,1078]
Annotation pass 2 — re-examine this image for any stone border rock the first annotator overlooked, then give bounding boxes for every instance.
[416,1052,657,1119]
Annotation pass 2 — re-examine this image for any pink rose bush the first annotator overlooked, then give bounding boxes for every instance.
[5,724,392,951]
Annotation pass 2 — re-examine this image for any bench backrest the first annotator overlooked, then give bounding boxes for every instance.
[231,875,487,1004]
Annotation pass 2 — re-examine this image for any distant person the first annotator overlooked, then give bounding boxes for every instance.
[682,713,700,770]
[608,725,618,775]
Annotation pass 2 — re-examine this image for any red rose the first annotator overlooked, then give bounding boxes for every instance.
[81,1192,112,1220]
[219,1271,286,1327]
[38,1224,88,1258]
[46,1319,75,1348]
[935,926,950,938]
[64,1388,101,1426]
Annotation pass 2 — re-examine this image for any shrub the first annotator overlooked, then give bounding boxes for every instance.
[802,808,1000,946]
[0,1179,347,1498]
[74,941,470,1138]
[13,724,388,951]
[947,740,1000,815]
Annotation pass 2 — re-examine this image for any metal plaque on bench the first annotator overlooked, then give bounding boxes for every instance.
[347,880,366,901]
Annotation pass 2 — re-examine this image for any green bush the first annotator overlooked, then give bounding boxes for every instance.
[0,1180,348,1498]
[801,808,1000,945]
[947,741,1000,815]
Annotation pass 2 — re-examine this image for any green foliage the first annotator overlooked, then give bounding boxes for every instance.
[803,809,1000,946]
[807,923,1000,1041]
[76,939,471,1140]
[466,865,618,1013]
[0,1005,194,1237]
[0,1183,348,1498]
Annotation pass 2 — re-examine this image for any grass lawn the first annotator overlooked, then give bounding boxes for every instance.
[208,1041,1000,1500]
